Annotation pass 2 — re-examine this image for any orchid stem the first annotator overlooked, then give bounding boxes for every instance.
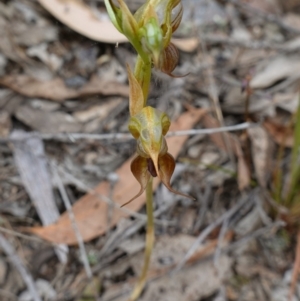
[134,55,151,103]
[127,177,154,301]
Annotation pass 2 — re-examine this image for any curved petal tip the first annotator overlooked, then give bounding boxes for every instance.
[121,155,150,207]
[159,152,195,200]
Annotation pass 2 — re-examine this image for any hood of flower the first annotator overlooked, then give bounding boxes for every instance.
[128,106,170,174]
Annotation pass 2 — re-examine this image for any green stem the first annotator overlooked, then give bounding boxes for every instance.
[127,178,154,301]
[134,55,151,103]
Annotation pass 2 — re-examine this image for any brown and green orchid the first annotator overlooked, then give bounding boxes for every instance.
[122,106,194,207]
[104,0,182,71]
[104,0,190,299]
[125,61,193,207]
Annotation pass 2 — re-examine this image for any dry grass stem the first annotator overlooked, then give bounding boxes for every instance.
[0,234,42,301]
[0,122,256,143]
[51,163,92,279]
[174,193,253,272]
[198,30,236,169]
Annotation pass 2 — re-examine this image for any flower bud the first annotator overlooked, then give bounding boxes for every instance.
[158,42,179,75]
[139,17,164,67]
[104,0,145,61]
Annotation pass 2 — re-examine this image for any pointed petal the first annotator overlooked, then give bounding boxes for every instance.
[117,0,139,34]
[160,0,182,47]
[171,1,183,33]
[121,155,150,207]
[126,64,144,116]
[159,153,195,200]
[134,2,149,24]
[161,114,171,136]
[117,0,141,51]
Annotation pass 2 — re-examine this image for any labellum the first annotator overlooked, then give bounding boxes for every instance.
[159,42,179,76]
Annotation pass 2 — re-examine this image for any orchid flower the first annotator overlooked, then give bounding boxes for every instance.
[122,106,194,206]
[104,0,181,74]
[123,65,194,207]
[104,1,191,300]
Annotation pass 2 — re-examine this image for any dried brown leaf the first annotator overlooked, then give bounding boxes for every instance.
[27,109,207,245]
[73,98,122,123]
[247,0,281,13]
[0,15,29,63]
[15,105,82,134]
[250,56,300,89]
[38,0,198,50]
[0,75,129,101]
[13,22,58,47]
[284,13,300,30]
[11,131,60,225]
[37,0,127,43]
[172,37,198,52]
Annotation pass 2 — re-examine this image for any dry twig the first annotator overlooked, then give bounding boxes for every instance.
[225,220,286,253]
[198,29,236,170]
[10,131,68,263]
[202,34,300,51]
[51,163,92,279]
[174,193,252,272]
[0,234,41,301]
[0,122,256,143]
[193,185,212,234]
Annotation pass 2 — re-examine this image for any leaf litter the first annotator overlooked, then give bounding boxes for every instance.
[0,0,300,300]
[28,108,206,245]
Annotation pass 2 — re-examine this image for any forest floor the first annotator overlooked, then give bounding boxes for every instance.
[1,0,300,300]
